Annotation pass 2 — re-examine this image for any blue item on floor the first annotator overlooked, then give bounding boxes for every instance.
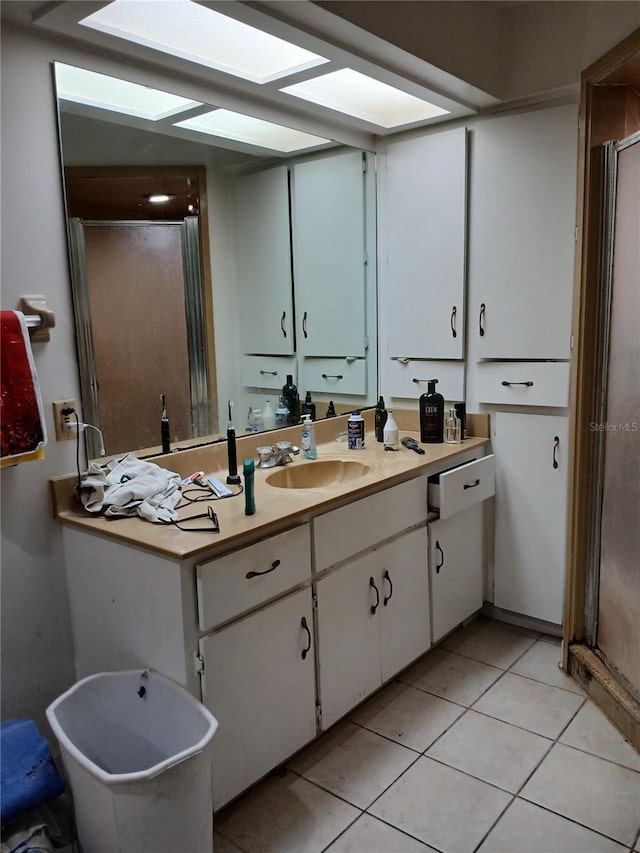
[0,720,65,826]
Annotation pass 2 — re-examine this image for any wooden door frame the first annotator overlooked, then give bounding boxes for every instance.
[563,27,640,748]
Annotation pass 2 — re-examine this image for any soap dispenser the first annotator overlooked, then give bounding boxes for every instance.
[301,415,317,459]
[420,379,444,443]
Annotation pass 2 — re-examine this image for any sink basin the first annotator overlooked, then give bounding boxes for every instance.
[266,459,371,489]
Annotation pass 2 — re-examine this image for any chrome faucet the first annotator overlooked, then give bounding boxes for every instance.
[256,442,300,468]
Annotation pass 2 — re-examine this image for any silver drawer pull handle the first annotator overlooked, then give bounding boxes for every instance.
[259,370,278,377]
[501,380,534,387]
[463,479,480,490]
[322,373,343,380]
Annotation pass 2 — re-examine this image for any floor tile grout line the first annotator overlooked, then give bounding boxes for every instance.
[318,808,365,853]
[345,715,430,755]
[553,736,640,776]
[631,825,640,852]
[471,793,517,853]
[505,665,587,697]
[516,791,638,848]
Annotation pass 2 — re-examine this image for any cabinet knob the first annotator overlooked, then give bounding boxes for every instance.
[383,569,393,606]
[369,577,380,614]
[246,559,281,579]
[300,616,312,660]
[435,541,445,574]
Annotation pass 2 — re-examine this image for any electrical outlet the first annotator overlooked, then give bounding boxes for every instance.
[53,400,77,441]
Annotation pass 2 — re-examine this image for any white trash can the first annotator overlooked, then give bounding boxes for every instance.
[46,669,218,853]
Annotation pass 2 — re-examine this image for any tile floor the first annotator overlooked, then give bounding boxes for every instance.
[214,618,640,853]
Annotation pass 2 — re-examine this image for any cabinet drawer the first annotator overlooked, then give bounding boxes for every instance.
[476,362,570,407]
[242,355,297,391]
[196,524,311,630]
[383,358,465,402]
[315,477,427,571]
[428,455,495,519]
[300,357,366,396]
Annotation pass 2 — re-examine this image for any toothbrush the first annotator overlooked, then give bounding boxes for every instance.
[226,400,241,485]
[161,394,170,454]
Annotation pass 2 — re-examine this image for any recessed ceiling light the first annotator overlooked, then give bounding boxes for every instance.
[55,63,200,120]
[174,110,331,153]
[80,0,329,84]
[281,68,450,129]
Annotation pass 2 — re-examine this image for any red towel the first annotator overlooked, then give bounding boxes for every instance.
[1,310,47,463]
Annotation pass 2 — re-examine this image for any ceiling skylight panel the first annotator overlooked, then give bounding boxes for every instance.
[281,69,450,129]
[174,110,331,153]
[80,0,329,84]
[55,63,200,120]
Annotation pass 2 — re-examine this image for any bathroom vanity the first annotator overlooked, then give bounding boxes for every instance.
[53,420,493,809]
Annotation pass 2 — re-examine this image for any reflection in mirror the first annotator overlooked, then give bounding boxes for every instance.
[54,63,377,460]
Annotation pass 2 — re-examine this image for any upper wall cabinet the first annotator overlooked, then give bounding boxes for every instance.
[379,127,468,361]
[236,166,294,356]
[291,151,368,358]
[468,104,578,360]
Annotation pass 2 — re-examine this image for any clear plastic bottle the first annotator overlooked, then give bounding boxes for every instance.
[262,400,275,431]
[250,409,263,433]
[444,408,461,444]
[275,398,289,429]
[301,415,317,459]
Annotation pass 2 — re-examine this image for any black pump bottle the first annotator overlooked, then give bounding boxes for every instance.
[420,379,445,443]
[375,395,388,442]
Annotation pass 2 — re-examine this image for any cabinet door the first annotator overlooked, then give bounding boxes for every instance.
[468,104,577,359]
[378,527,431,682]
[429,505,484,644]
[380,127,467,360]
[200,588,316,809]
[316,551,380,729]
[493,413,569,625]
[235,166,294,355]
[292,151,367,357]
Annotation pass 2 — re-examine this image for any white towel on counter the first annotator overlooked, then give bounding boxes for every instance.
[79,453,181,523]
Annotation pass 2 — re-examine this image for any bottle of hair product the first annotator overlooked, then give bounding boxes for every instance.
[302,391,316,421]
[326,400,337,418]
[282,374,299,425]
[420,379,444,443]
[444,408,461,444]
[262,400,276,431]
[375,395,388,443]
[348,410,365,449]
[383,409,399,451]
[301,415,317,459]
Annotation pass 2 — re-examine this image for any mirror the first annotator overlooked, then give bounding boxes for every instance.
[54,62,378,460]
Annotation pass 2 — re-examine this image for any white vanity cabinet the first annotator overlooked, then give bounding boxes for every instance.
[199,587,316,809]
[493,412,569,625]
[195,524,313,809]
[316,526,430,729]
[468,104,578,360]
[427,455,495,643]
[235,166,294,356]
[313,478,431,729]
